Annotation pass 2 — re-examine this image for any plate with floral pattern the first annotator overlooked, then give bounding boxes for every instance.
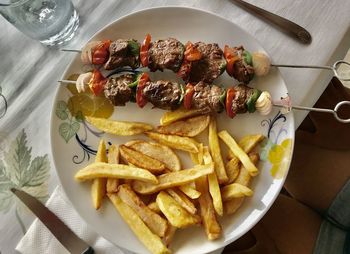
[51,6,294,254]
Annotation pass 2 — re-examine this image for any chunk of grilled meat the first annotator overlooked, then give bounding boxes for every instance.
[191,82,224,113]
[104,74,134,106]
[231,84,254,113]
[148,38,184,72]
[143,80,182,110]
[188,42,226,84]
[231,46,254,83]
[104,39,139,70]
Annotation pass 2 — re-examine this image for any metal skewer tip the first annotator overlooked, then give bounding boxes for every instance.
[61,49,82,53]
[58,80,77,84]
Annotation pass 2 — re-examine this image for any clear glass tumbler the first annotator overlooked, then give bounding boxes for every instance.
[0,0,79,46]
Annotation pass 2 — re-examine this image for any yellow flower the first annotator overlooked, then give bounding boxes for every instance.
[268,138,292,179]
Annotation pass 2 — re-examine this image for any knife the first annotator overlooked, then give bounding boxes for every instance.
[231,0,312,44]
[11,188,94,254]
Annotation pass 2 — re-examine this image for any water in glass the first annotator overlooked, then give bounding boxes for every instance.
[0,0,79,45]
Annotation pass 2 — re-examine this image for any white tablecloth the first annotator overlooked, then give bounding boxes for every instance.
[0,0,349,253]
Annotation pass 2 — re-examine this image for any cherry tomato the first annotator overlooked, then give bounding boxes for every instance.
[91,40,111,65]
[226,87,236,118]
[89,69,107,96]
[224,45,239,76]
[184,42,202,61]
[140,34,151,67]
[177,60,192,80]
[183,83,195,109]
[136,73,149,108]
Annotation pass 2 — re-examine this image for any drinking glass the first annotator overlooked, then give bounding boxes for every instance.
[0,0,79,46]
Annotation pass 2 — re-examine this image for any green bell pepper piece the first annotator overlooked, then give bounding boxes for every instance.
[243,50,253,66]
[246,89,262,113]
[128,40,140,57]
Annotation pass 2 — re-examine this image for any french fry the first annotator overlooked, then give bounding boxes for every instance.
[157,115,210,137]
[226,134,264,183]
[145,132,199,153]
[125,140,181,171]
[227,134,265,160]
[218,131,258,176]
[156,191,201,228]
[225,156,240,184]
[224,153,259,214]
[148,201,161,213]
[106,144,119,193]
[167,188,197,214]
[163,224,177,247]
[132,163,214,194]
[190,152,199,164]
[120,145,166,174]
[85,116,153,136]
[75,162,158,184]
[209,118,228,184]
[203,147,223,216]
[117,184,168,237]
[160,107,206,126]
[195,176,222,240]
[144,202,177,247]
[178,184,201,199]
[91,139,107,210]
[189,143,203,165]
[221,183,253,201]
[108,193,170,254]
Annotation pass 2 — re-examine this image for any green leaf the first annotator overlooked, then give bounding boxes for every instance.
[75,111,84,123]
[22,184,49,204]
[22,155,50,187]
[59,121,80,143]
[55,101,68,120]
[0,160,12,190]
[0,191,13,213]
[4,129,31,186]
[259,139,274,161]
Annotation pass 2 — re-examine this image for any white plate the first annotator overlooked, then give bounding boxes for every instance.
[51,6,295,254]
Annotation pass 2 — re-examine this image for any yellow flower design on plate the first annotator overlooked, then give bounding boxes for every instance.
[268,138,292,179]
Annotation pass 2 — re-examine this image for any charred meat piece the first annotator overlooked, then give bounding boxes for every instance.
[231,84,254,114]
[143,80,182,110]
[232,46,254,83]
[104,74,134,106]
[191,82,224,113]
[104,39,140,70]
[148,38,184,72]
[188,42,226,83]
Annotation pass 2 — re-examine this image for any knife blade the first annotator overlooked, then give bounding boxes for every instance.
[11,188,94,254]
[231,0,312,44]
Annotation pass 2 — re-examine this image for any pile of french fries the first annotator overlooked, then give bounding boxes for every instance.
[75,109,265,254]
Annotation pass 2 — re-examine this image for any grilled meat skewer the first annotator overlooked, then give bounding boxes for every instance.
[66,34,269,84]
[69,70,272,118]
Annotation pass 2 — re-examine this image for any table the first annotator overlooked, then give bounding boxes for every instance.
[0,0,349,253]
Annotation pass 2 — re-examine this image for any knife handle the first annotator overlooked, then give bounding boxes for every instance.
[231,0,312,44]
[82,247,94,254]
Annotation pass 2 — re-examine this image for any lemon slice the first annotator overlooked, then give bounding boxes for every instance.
[66,74,114,119]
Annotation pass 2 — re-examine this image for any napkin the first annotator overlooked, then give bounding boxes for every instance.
[15,186,131,254]
[16,186,224,254]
